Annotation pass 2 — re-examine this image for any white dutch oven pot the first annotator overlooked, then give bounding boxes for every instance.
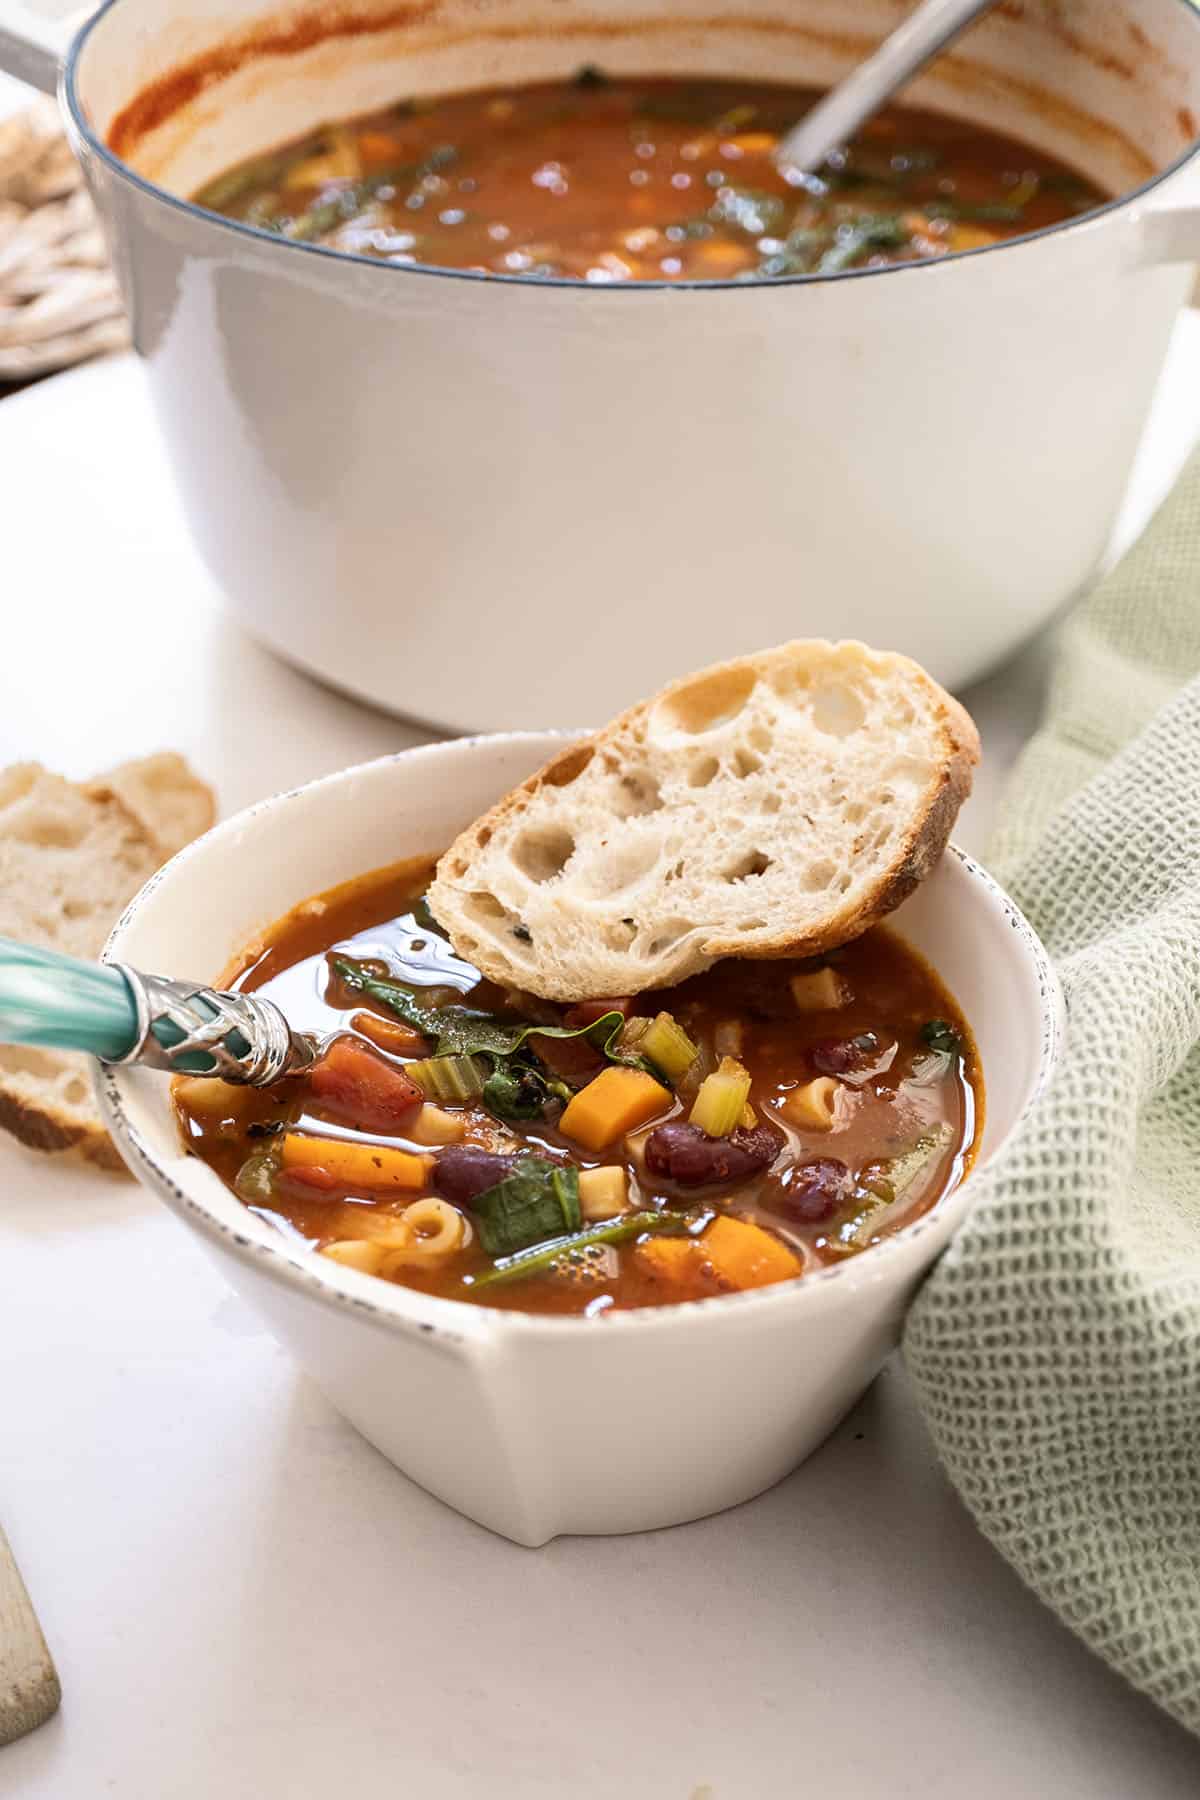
[2,0,1200,728]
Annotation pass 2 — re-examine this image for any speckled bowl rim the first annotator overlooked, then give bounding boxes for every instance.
[95,733,1066,1347]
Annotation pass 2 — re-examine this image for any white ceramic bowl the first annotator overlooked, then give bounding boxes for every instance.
[96,733,1064,1546]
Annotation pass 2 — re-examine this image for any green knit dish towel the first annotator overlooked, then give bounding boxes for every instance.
[903,448,1200,1734]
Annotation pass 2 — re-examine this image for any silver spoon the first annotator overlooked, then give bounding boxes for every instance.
[774,0,998,179]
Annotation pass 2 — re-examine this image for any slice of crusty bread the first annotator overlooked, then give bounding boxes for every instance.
[429,640,979,1002]
[86,752,216,859]
[0,757,215,1170]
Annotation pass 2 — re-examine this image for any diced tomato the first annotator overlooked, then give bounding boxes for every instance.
[357,129,406,168]
[563,998,636,1028]
[307,1035,423,1133]
[529,1031,604,1087]
[281,1162,341,1194]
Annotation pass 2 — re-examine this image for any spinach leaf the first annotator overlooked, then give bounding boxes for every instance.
[469,1156,581,1256]
[331,957,646,1067]
[482,1062,571,1121]
[920,1019,962,1055]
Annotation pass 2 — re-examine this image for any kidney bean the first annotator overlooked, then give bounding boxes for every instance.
[433,1145,518,1206]
[643,1121,780,1187]
[778,1157,852,1223]
[809,1032,881,1077]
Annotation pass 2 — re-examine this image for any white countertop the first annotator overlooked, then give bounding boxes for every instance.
[1,335,1199,1798]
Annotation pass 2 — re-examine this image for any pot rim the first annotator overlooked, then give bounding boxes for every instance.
[61,0,1200,293]
[94,732,1065,1347]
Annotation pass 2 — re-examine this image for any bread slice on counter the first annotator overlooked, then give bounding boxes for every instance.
[429,640,979,1003]
[0,756,215,1169]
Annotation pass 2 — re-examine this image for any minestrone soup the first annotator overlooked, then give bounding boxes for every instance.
[175,857,983,1315]
[194,73,1107,280]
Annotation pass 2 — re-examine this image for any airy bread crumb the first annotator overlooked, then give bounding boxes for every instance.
[429,640,979,1002]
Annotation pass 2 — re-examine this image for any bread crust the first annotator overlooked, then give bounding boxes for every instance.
[0,1082,125,1171]
[431,641,980,1000]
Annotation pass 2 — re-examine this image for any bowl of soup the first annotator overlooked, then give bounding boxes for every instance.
[0,0,1196,724]
[95,732,1063,1543]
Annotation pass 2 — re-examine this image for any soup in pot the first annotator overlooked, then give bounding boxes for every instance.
[175,857,983,1316]
[194,72,1107,280]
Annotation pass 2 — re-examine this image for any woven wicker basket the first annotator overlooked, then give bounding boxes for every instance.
[0,96,128,379]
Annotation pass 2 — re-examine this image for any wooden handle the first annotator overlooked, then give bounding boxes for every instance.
[0,1525,60,1746]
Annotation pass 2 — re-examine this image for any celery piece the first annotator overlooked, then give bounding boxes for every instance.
[639,1012,699,1084]
[407,1054,484,1104]
[845,1124,955,1248]
[234,1149,279,1203]
[689,1057,752,1138]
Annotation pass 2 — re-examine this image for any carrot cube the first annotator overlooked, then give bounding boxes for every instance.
[636,1215,801,1293]
[636,1234,703,1283]
[559,1067,670,1151]
[702,1215,802,1288]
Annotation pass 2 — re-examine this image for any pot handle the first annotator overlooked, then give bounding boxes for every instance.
[0,0,89,94]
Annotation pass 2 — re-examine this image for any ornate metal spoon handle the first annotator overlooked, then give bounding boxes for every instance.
[0,936,315,1085]
[108,965,315,1083]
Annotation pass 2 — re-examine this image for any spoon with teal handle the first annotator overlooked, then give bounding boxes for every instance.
[0,936,316,1082]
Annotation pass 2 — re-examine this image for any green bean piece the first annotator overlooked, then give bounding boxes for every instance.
[923,199,1024,223]
[468,1210,698,1290]
[195,149,299,213]
[817,215,911,274]
[708,186,787,237]
[285,153,453,242]
[284,174,393,242]
[753,229,827,277]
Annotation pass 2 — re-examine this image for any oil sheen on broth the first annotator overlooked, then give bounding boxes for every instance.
[194,72,1107,280]
[175,857,983,1317]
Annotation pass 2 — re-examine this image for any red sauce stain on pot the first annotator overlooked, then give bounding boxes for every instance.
[105,0,1160,182]
[108,1,440,161]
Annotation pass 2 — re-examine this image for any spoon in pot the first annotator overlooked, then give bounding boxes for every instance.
[774,0,998,179]
[0,937,316,1084]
